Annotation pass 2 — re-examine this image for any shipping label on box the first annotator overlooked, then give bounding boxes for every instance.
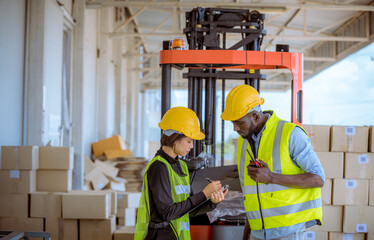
[343,206,374,233]
[62,191,111,219]
[0,193,28,218]
[39,146,74,170]
[30,192,63,218]
[1,146,39,170]
[303,125,330,152]
[37,170,72,192]
[330,126,369,152]
[333,179,369,206]
[309,205,343,232]
[345,153,374,179]
[316,152,343,179]
[0,170,36,193]
[305,231,328,240]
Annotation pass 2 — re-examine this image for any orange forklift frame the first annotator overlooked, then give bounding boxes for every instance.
[159,49,303,126]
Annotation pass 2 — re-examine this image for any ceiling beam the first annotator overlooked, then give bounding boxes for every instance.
[87,1,374,11]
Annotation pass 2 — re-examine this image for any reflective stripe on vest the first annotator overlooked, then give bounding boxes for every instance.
[238,111,323,230]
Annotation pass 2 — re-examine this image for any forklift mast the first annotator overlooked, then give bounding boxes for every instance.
[160,7,303,167]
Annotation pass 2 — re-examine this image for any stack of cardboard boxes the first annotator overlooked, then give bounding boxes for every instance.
[304,125,374,240]
[0,145,136,240]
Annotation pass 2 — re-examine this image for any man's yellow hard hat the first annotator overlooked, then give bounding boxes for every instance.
[221,84,265,121]
[158,107,205,140]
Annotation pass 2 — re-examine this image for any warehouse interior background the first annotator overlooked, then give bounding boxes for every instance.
[1,0,374,238]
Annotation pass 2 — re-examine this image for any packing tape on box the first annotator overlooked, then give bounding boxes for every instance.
[12,147,20,170]
[358,154,369,178]
[345,126,356,152]
[345,179,356,204]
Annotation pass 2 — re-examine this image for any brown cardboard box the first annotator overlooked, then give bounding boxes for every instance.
[304,231,327,240]
[62,191,111,219]
[343,206,374,233]
[316,152,344,179]
[303,125,330,152]
[332,179,369,205]
[92,135,127,157]
[0,217,44,231]
[95,160,119,178]
[1,146,39,170]
[62,219,78,240]
[117,208,137,226]
[113,226,135,240]
[86,167,109,190]
[45,218,61,240]
[369,126,374,152]
[117,192,141,208]
[370,180,374,206]
[368,232,374,240]
[328,232,365,240]
[0,193,28,218]
[79,215,116,240]
[104,149,133,160]
[102,190,117,216]
[106,179,126,191]
[321,179,332,205]
[37,170,72,192]
[309,206,343,232]
[39,146,74,170]
[30,192,63,218]
[330,126,369,152]
[345,153,374,179]
[0,170,36,193]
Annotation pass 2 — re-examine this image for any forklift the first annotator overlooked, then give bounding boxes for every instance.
[159,7,303,240]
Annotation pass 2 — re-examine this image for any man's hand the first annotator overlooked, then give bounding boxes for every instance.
[210,188,229,204]
[247,159,273,184]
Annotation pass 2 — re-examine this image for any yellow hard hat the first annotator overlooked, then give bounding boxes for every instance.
[158,107,205,140]
[221,84,265,121]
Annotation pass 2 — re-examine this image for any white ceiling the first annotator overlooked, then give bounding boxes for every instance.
[87,0,374,91]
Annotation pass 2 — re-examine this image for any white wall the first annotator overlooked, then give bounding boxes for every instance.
[0,0,26,147]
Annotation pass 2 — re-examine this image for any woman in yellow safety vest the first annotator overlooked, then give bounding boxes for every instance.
[135,106,228,240]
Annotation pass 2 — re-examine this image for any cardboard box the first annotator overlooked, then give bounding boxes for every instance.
[343,206,374,233]
[117,192,141,209]
[332,179,369,206]
[304,231,327,240]
[79,215,116,240]
[45,218,61,240]
[1,146,39,170]
[369,126,374,152]
[62,219,78,240]
[345,153,374,179]
[92,135,127,157]
[104,149,133,160]
[370,180,374,206]
[330,126,369,152]
[84,155,96,174]
[303,125,330,152]
[62,191,111,219]
[30,192,63,218]
[0,170,36,193]
[316,152,344,179]
[106,179,126,191]
[37,170,72,192]
[0,193,28,218]
[95,160,119,178]
[0,217,44,231]
[321,179,332,205]
[39,146,74,170]
[328,232,365,240]
[117,208,137,226]
[86,167,109,190]
[113,226,135,240]
[309,206,343,232]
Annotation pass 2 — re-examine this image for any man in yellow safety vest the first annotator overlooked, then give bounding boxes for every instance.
[221,84,325,240]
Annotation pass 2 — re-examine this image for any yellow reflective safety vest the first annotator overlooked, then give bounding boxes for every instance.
[237,111,323,230]
[134,155,191,240]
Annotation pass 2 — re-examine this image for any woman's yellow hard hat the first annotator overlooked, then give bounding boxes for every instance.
[221,84,265,121]
[158,107,205,140]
